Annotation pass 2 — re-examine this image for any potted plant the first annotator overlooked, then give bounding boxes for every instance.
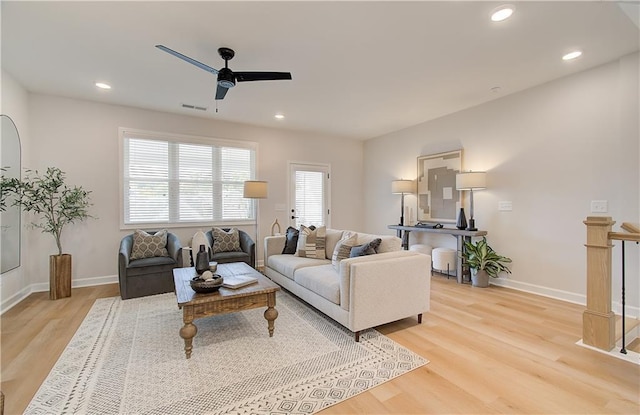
[461,237,512,288]
[13,167,93,299]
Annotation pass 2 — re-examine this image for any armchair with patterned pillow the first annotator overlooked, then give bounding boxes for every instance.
[118,229,182,299]
[188,227,255,268]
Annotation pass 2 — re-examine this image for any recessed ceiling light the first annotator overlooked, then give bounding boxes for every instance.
[274,114,285,119]
[562,51,583,61]
[95,82,111,89]
[491,5,514,22]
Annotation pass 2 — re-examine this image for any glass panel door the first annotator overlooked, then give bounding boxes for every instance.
[289,163,330,228]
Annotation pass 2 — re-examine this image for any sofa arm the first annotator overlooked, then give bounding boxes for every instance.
[167,233,183,266]
[264,235,286,266]
[238,230,256,267]
[339,251,430,317]
[118,235,133,299]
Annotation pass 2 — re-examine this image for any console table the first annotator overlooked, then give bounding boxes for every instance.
[388,225,487,284]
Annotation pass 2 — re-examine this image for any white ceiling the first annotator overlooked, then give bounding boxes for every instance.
[2,1,638,140]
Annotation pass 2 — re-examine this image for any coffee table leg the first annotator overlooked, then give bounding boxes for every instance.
[264,292,278,337]
[180,310,198,359]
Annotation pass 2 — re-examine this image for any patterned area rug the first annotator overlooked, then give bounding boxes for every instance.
[26,290,427,414]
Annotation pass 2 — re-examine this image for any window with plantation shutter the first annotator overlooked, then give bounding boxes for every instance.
[120,128,256,227]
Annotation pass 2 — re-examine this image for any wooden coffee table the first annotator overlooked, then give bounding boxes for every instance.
[173,262,280,359]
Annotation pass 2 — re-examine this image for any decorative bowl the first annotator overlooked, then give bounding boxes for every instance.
[190,275,224,293]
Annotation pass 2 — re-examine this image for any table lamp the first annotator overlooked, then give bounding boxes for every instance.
[455,172,486,231]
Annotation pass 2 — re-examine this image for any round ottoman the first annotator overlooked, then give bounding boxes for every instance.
[409,244,433,256]
[432,247,456,278]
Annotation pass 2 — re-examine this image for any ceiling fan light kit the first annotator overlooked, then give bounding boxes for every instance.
[156,45,292,101]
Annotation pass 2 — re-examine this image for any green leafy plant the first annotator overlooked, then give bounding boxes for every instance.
[461,237,512,278]
[0,167,20,212]
[14,167,93,255]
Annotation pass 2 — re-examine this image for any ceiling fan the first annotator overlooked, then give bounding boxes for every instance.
[156,45,292,100]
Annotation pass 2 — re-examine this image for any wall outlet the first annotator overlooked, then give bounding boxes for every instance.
[498,201,513,211]
[590,200,608,213]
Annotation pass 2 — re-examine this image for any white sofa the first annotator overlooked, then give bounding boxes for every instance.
[264,229,431,341]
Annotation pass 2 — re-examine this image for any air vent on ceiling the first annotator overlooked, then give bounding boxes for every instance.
[181,103,208,111]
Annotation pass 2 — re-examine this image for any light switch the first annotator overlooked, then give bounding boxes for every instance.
[591,200,608,213]
[498,201,512,211]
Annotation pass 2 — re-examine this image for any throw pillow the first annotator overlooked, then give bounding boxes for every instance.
[349,238,382,258]
[211,227,242,254]
[130,229,169,260]
[295,225,326,258]
[282,226,299,254]
[331,232,357,271]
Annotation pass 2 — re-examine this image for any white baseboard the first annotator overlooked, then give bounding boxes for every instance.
[1,274,119,315]
[1,286,33,315]
[490,278,640,319]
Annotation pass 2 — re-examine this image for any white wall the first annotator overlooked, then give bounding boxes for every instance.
[364,53,640,311]
[1,93,362,310]
[0,70,30,310]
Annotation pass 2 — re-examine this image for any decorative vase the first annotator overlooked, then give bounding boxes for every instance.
[456,208,468,230]
[195,244,209,275]
[50,254,72,300]
[471,268,490,288]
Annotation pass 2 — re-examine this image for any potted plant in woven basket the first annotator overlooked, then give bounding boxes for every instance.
[461,237,512,287]
[13,167,93,299]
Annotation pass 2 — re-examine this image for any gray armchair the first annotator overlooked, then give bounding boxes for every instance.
[118,231,182,299]
[203,228,255,268]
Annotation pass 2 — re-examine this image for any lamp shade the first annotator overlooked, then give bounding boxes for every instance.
[391,179,415,194]
[243,180,268,199]
[456,172,487,190]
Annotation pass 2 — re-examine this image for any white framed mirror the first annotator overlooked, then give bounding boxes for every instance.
[1,114,21,273]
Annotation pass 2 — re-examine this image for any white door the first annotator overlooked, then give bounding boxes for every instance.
[289,162,330,228]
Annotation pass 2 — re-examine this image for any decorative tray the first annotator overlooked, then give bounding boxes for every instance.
[190,275,224,293]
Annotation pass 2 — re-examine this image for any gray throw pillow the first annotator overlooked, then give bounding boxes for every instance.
[212,227,242,253]
[130,229,169,260]
[349,238,382,258]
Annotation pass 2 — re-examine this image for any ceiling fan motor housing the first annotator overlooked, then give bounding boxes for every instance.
[217,68,235,88]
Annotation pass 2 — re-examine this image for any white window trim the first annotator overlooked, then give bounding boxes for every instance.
[119,127,258,230]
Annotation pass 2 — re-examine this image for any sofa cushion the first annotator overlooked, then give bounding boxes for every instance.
[126,256,176,277]
[282,226,299,254]
[296,225,326,258]
[350,238,382,257]
[267,254,330,280]
[130,229,169,260]
[211,251,250,263]
[294,264,341,305]
[356,233,401,253]
[324,228,344,259]
[331,232,357,271]
[212,227,242,253]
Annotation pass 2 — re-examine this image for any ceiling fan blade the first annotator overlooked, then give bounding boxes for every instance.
[155,45,219,75]
[215,85,229,100]
[234,72,292,82]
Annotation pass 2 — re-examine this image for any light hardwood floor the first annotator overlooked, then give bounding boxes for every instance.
[2,278,638,414]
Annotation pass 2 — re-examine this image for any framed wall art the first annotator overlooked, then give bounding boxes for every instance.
[416,150,462,223]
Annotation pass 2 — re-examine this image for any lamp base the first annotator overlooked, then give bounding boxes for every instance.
[466,218,477,232]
